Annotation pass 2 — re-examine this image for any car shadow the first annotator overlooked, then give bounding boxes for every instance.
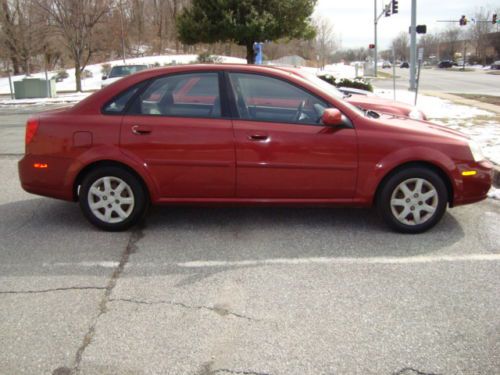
[0,198,467,280]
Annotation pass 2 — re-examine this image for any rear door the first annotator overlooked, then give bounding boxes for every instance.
[228,72,358,199]
[119,71,235,198]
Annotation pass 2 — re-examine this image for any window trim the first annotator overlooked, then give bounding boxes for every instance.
[225,70,353,128]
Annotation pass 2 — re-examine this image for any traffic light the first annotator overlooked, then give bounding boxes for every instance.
[416,25,427,34]
[493,14,498,24]
[459,15,467,26]
[385,4,391,17]
[392,0,398,14]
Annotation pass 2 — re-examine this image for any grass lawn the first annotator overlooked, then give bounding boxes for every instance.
[453,94,500,107]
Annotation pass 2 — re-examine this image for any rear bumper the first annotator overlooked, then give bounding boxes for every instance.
[453,159,493,206]
[18,154,74,201]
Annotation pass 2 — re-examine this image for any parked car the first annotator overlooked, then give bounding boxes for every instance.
[438,60,454,68]
[278,67,427,120]
[491,61,500,70]
[382,61,392,69]
[337,86,376,97]
[400,62,409,68]
[101,64,149,88]
[19,64,492,233]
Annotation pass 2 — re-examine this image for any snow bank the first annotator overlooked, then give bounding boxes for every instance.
[375,89,494,119]
[0,54,247,95]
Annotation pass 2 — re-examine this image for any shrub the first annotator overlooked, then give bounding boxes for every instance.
[318,74,373,92]
[196,52,222,64]
[101,63,111,75]
[81,69,93,79]
[336,77,373,92]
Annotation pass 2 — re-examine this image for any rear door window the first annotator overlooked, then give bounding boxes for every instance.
[130,72,221,118]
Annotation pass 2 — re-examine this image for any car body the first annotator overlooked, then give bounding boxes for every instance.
[400,62,409,68]
[285,68,426,120]
[101,64,149,88]
[382,61,392,69]
[438,60,454,69]
[19,64,492,233]
[491,61,500,70]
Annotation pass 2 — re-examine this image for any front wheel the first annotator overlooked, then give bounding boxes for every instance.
[79,166,148,231]
[377,167,448,233]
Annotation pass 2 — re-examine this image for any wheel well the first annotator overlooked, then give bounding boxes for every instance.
[73,160,150,202]
[374,161,454,206]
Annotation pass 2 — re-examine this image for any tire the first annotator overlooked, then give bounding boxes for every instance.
[79,166,148,231]
[377,167,448,233]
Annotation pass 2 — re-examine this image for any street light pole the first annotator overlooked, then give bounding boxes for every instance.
[409,0,417,90]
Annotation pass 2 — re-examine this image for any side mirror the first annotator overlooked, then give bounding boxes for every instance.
[322,108,344,126]
[102,75,107,80]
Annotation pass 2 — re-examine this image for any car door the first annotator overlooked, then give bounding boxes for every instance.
[228,72,357,199]
[119,71,235,198]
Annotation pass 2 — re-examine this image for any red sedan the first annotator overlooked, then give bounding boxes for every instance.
[19,64,492,233]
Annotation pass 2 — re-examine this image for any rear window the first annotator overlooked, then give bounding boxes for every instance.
[109,65,148,78]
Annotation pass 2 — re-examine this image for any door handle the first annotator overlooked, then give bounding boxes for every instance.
[131,125,152,135]
[248,134,268,141]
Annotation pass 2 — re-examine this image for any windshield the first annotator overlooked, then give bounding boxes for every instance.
[298,71,365,116]
[109,65,148,78]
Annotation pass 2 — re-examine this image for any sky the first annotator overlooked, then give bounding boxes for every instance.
[314,0,499,50]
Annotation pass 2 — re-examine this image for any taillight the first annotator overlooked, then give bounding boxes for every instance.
[25,118,39,145]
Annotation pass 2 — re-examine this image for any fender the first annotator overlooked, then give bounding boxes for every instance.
[356,146,461,204]
[63,145,161,202]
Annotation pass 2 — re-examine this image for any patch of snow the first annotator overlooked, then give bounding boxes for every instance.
[488,187,500,200]
[375,89,494,119]
[0,54,247,95]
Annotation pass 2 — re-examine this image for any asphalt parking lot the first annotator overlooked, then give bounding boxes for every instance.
[1,153,499,375]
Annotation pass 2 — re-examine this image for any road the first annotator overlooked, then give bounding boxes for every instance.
[373,67,500,95]
[1,152,500,374]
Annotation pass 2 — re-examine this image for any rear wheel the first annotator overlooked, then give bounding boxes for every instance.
[79,166,148,231]
[377,167,448,233]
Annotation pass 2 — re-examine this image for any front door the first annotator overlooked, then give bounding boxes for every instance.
[119,71,235,198]
[228,72,357,199]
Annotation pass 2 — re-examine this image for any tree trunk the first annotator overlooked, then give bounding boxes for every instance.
[246,43,255,64]
[10,57,20,75]
[75,62,82,92]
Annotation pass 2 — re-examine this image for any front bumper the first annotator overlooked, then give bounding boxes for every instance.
[453,159,493,206]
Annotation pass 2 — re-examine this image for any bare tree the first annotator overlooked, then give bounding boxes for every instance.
[0,0,48,74]
[468,7,495,65]
[391,32,409,61]
[440,26,462,60]
[314,16,337,68]
[36,0,110,91]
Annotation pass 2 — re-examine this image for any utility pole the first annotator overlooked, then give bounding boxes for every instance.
[409,0,417,91]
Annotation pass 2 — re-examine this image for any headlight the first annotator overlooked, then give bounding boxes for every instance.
[468,140,485,162]
[408,108,424,120]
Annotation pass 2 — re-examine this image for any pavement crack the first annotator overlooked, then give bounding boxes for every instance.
[69,225,144,374]
[393,367,441,375]
[210,370,271,375]
[0,286,106,295]
[109,297,260,322]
